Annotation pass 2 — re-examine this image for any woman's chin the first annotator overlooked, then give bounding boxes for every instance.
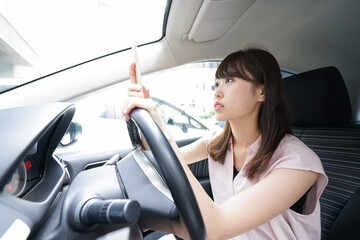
[215,115,225,122]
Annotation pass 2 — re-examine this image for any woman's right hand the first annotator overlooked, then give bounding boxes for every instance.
[127,62,150,98]
[122,62,173,147]
[122,62,157,121]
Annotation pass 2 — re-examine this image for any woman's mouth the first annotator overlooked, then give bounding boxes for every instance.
[214,102,224,111]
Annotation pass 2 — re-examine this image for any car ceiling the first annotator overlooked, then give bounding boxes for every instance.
[167,0,360,73]
[0,0,359,119]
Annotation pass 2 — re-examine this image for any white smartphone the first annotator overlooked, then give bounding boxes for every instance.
[132,43,142,86]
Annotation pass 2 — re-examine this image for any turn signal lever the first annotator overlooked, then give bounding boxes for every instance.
[79,198,140,227]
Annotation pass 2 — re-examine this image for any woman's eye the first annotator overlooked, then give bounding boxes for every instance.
[225,78,233,83]
[214,82,219,88]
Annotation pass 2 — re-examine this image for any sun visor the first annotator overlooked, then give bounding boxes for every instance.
[188,0,255,42]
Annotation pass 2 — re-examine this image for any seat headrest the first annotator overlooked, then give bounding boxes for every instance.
[283,66,352,127]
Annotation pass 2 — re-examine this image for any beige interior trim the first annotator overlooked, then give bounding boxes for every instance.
[187,0,255,42]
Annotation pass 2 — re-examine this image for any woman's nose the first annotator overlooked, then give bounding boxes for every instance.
[214,86,223,99]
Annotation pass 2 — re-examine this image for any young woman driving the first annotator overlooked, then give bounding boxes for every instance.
[122,48,328,240]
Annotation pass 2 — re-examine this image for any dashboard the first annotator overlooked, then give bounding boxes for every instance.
[0,103,75,239]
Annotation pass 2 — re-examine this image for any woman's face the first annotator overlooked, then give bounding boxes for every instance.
[214,77,264,122]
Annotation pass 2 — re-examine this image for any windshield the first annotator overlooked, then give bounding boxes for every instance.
[0,0,168,93]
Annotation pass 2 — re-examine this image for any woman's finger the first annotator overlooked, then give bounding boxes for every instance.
[128,91,145,98]
[143,86,150,98]
[128,84,143,92]
[129,62,137,84]
[122,98,140,121]
[122,97,157,121]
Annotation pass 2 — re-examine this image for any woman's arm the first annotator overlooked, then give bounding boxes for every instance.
[157,118,320,239]
[180,138,208,164]
[177,150,319,239]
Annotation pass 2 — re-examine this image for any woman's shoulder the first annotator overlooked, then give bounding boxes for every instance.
[278,134,317,157]
[269,134,324,172]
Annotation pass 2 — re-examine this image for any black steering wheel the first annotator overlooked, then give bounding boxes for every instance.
[128,108,206,240]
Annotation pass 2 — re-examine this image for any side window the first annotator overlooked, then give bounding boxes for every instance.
[56,61,220,153]
[281,70,293,78]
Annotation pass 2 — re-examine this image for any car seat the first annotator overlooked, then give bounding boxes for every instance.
[283,66,360,240]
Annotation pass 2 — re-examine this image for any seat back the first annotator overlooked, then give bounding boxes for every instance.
[283,67,360,239]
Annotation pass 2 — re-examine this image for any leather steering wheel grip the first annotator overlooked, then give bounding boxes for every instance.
[126,119,143,149]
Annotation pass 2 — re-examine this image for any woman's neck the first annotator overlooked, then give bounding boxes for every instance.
[229,119,260,149]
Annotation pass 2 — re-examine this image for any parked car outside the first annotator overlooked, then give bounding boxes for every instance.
[56,95,213,154]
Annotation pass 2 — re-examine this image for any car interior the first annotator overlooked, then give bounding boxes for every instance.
[0,0,359,240]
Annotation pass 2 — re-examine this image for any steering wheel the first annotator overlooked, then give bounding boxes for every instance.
[127,108,206,240]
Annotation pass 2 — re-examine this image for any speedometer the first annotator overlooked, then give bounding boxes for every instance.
[3,161,27,196]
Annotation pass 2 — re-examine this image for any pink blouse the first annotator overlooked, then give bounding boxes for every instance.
[205,131,328,240]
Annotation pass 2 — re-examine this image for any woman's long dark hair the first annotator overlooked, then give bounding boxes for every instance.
[208,48,292,179]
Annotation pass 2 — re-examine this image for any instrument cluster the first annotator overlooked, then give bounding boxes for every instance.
[3,148,43,197]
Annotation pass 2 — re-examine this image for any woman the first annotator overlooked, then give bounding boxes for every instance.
[122,48,328,240]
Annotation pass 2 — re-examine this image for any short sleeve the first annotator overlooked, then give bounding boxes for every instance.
[263,135,328,212]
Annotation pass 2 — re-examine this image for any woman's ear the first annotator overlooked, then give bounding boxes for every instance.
[257,85,265,102]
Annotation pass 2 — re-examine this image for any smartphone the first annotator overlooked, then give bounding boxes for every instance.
[132,43,142,86]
